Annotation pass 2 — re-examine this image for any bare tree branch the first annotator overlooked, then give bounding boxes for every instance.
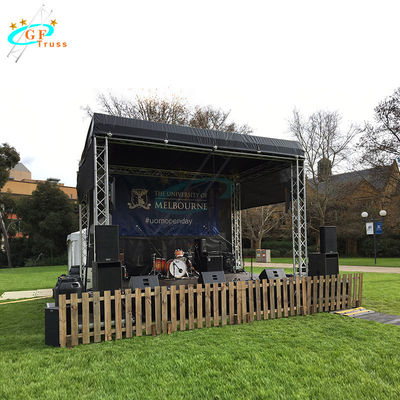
[85,93,253,134]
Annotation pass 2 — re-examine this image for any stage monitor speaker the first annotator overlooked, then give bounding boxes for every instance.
[199,271,226,284]
[320,226,337,254]
[92,261,121,291]
[308,253,339,276]
[259,268,286,281]
[129,275,160,290]
[94,225,120,263]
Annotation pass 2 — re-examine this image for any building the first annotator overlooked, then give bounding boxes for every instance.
[1,163,77,243]
[1,163,77,200]
[310,161,400,255]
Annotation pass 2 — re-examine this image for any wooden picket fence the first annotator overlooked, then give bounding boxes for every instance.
[58,273,363,347]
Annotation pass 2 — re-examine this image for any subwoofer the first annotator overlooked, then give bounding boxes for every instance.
[320,226,337,254]
[308,253,339,276]
[92,261,122,291]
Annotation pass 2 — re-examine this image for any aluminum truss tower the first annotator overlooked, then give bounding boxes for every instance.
[78,136,110,289]
[93,136,110,226]
[79,194,90,283]
[231,182,243,272]
[291,157,308,276]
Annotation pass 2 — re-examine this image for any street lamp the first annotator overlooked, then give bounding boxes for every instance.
[361,209,387,264]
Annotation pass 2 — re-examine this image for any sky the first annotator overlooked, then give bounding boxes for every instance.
[1,0,399,187]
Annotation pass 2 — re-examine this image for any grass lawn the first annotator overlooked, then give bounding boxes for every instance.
[0,268,399,398]
[244,267,400,317]
[0,265,67,296]
[245,257,400,267]
[0,298,400,400]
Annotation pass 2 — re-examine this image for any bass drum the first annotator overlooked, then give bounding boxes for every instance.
[168,258,187,278]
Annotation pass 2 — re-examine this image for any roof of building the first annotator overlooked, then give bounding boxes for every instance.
[315,163,398,194]
[330,166,393,190]
[12,162,30,173]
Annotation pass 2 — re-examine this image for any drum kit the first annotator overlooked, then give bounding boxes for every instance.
[152,249,197,279]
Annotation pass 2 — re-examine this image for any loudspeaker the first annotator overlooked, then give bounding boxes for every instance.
[68,265,80,276]
[308,253,339,276]
[94,225,120,263]
[195,237,226,254]
[129,275,160,290]
[45,306,60,346]
[92,261,122,291]
[205,255,223,271]
[53,275,83,305]
[259,268,286,281]
[223,253,235,272]
[320,226,337,254]
[199,271,226,284]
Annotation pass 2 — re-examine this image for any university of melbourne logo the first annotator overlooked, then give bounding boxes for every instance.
[128,189,151,210]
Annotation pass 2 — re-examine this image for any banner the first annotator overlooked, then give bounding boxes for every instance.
[366,222,374,235]
[112,175,232,236]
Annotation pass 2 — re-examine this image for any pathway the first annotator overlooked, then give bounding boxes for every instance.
[244,262,400,274]
[0,288,53,300]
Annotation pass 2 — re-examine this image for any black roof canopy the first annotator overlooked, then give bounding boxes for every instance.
[77,113,304,209]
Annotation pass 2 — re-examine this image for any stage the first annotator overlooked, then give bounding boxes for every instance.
[76,113,309,292]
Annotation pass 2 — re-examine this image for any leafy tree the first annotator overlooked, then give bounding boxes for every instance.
[85,92,252,134]
[17,182,77,262]
[358,88,400,167]
[0,143,20,267]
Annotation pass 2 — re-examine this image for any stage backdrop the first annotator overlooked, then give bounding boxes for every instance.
[112,175,233,236]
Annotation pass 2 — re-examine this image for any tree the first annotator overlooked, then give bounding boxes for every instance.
[17,182,77,262]
[85,92,252,134]
[0,143,20,267]
[289,110,357,244]
[242,205,284,250]
[358,88,400,167]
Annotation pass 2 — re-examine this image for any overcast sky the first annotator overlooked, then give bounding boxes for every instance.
[1,0,399,187]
